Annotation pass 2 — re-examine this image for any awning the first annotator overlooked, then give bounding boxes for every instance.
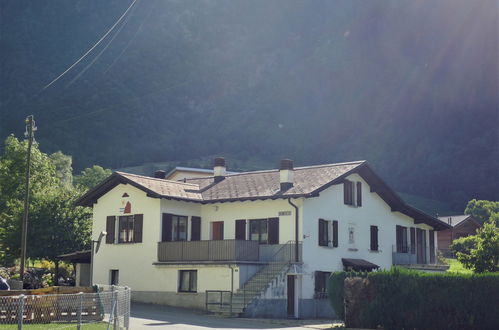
[341,258,379,271]
[57,250,91,263]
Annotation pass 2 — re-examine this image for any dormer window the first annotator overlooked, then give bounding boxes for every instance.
[344,180,362,206]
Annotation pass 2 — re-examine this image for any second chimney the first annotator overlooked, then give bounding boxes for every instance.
[279,159,294,191]
[214,157,226,183]
[154,170,166,179]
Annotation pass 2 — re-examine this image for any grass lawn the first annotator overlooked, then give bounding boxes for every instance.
[446,258,473,274]
[0,322,107,329]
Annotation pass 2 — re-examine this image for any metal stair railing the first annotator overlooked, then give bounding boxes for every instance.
[240,240,302,308]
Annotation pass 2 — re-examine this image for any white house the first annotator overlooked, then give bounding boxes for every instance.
[76,158,450,318]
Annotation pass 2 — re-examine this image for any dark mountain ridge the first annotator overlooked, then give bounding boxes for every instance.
[1,0,497,210]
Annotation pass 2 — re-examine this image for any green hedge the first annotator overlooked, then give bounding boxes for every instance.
[329,267,499,330]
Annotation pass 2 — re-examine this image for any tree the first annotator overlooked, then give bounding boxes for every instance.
[49,151,73,187]
[0,135,92,270]
[452,220,499,273]
[465,199,499,224]
[74,165,112,191]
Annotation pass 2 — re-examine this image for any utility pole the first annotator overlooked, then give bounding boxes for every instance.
[19,115,36,282]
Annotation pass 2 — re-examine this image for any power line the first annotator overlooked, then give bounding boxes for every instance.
[66,2,138,88]
[42,0,139,90]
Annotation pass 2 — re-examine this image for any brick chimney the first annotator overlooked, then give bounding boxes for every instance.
[154,170,166,179]
[279,159,294,191]
[214,157,226,183]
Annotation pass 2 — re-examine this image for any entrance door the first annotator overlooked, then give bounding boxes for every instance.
[287,275,295,317]
[211,221,224,240]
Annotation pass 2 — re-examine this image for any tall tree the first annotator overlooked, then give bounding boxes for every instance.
[49,151,73,187]
[465,199,499,224]
[74,165,112,191]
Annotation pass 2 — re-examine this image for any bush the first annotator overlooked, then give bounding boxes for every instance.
[330,267,499,330]
[327,271,367,319]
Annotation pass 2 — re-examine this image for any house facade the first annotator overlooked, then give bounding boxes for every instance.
[76,158,450,318]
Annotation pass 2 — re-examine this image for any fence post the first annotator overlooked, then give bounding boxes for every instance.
[113,286,118,330]
[77,292,83,330]
[17,294,24,330]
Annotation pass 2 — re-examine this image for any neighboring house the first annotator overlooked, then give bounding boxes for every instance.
[76,158,450,318]
[57,250,91,287]
[163,166,237,181]
[437,215,482,255]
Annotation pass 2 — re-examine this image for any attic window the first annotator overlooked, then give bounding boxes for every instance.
[344,180,362,207]
[122,193,129,197]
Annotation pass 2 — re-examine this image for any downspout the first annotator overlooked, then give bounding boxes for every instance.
[287,198,299,262]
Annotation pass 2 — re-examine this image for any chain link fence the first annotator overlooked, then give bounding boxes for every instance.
[0,285,130,329]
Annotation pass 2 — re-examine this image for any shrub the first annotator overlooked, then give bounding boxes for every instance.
[327,271,367,319]
[330,267,499,330]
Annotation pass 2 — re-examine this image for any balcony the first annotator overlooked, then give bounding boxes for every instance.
[157,240,302,263]
[392,245,448,271]
[158,240,260,262]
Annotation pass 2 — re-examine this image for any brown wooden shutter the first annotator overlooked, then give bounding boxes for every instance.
[370,226,378,251]
[106,216,115,244]
[318,219,327,246]
[235,219,246,240]
[410,227,416,253]
[396,225,402,252]
[133,214,143,243]
[344,181,350,205]
[162,213,172,242]
[268,218,279,245]
[332,220,338,247]
[191,216,201,241]
[356,182,362,206]
[429,230,435,263]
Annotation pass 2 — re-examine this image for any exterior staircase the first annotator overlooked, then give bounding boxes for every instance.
[206,261,290,317]
[206,241,301,317]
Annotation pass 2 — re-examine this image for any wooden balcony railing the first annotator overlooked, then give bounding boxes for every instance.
[157,239,260,262]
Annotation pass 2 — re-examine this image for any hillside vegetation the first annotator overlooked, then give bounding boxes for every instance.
[0,0,497,210]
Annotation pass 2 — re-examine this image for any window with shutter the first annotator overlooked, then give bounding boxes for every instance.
[344,180,353,205]
[356,182,362,206]
[191,216,201,241]
[332,220,338,247]
[133,214,143,243]
[106,216,116,244]
[235,219,246,240]
[370,225,378,251]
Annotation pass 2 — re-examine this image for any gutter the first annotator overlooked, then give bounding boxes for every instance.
[287,198,300,262]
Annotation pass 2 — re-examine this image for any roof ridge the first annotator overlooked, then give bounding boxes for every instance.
[184,160,366,181]
[115,171,200,187]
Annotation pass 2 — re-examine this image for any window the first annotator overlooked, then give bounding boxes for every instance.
[314,271,331,298]
[178,270,197,293]
[110,270,119,285]
[370,225,379,251]
[344,180,362,207]
[162,214,187,241]
[106,214,143,244]
[318,219,338,247]
[250,219,268,243]
[396,225,408,253]
[249,218,279,244]
[119,215,134,243]
[235,219,246,240]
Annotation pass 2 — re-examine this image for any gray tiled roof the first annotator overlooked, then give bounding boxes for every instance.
[437,215,477,227]
[116,172,203,201]
[115,161,364,202]
[185,161,364,201]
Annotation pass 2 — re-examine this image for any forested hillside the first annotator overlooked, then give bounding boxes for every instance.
[0,0,497,210]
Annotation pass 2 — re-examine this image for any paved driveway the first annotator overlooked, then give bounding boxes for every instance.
[129,302,332,330]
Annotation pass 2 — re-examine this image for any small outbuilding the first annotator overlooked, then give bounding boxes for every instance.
[437,215,482,255]
[57,250,91,287]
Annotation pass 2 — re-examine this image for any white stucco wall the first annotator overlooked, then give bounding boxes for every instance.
[300,173,435,299]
